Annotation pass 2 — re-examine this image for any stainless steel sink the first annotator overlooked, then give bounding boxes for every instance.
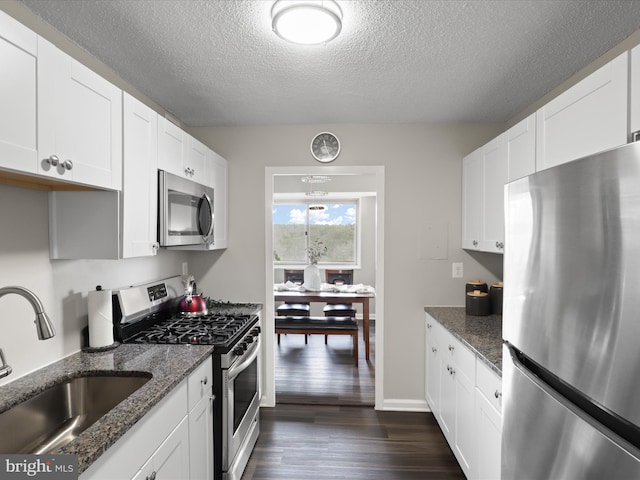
[0,373,151,454]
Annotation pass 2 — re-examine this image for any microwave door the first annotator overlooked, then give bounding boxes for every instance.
[198,192,214,244]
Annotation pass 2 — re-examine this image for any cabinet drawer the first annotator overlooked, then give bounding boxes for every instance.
[476,359,502,412]
[188,357,213,411]
[441,329,475,378]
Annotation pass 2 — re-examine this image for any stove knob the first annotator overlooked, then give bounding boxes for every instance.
[252,327,261,336]
[245,336,254,344]
[233,343,246,355]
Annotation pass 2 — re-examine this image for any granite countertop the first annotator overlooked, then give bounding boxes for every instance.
[424,306,502,375]
[0,343,213,474]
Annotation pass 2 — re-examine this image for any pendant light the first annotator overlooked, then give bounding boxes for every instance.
[271,0,343,45]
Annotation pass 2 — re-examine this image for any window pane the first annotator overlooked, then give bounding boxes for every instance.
[273,204,307,263]
[309,203,356,263]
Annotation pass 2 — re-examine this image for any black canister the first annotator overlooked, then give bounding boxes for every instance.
[466,290,491,316]
[466,280,488,293]
[490,282,504,315]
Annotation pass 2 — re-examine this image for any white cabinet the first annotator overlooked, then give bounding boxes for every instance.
[536,52,628,171]
[158,116,208,185]
[49,94,159,259]
[475,361,502,480]
[210,151,228,249]
[37,37,122,190]
[81,358,214,480]
[425,313,503,480]
[631,45,640,138]
[0,10,38,175]
[461,148,483,250]
[188,357,214,480]
[424,319,441,416]
[132,418,190,480]
[121,93,160,258]
[462,114,536,254]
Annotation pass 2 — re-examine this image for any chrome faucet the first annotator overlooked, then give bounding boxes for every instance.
[0,286,56,379]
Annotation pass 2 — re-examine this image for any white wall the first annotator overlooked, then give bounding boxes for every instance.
[0,184,188,387]
[188,123,504,405]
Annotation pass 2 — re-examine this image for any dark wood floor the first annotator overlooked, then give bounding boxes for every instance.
[241,404,465,479]
[239,324,464,480]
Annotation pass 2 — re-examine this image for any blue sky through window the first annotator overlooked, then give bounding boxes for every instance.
[272,204,356,225]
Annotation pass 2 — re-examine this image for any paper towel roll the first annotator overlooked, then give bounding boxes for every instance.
[88,286,114,348]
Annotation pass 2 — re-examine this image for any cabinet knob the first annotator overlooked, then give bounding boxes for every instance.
[494,390,502,399]
[427,323,432,329]
[201,376,208,385]
[472,240,478,246]
[448,344,454,352]
[431,347,437,353]
[45,155,59,166]
[61,159,73,171]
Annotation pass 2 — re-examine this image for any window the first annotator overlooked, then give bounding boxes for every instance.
[273,201,358,265]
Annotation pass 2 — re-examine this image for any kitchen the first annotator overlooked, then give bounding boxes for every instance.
[2,1,640,479]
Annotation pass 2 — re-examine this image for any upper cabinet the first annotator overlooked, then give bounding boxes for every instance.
[536,52,628,171]
[630,45,640,137]
[158,116,209,186]
[0,10,38,175]
[37,37,122,190]
[462,113,536,254]
[210,150,228,250]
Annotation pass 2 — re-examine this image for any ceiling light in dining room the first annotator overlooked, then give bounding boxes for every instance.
[301,175,332,184]
[271,0,343,45]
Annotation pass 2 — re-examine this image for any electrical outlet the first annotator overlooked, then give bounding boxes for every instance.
[452,262,463,278]
[182,262,189,275]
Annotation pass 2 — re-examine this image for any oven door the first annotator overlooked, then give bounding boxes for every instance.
[159,170,214,247]
[222,334,261,479]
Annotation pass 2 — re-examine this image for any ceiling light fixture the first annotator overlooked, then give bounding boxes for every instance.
[271,0,343,45]
[301,175,332,184]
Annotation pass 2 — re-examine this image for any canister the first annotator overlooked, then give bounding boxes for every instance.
[466,279,488,293]
[466,290,491,316]
[490,282,504,315]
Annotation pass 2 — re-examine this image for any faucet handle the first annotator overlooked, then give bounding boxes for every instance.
[0,349,12,379]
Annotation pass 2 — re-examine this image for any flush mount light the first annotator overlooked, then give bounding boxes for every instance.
[271,0,343,45]
[309,204,327,211]
[305,190,328,197]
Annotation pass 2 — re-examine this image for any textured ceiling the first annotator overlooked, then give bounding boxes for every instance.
[17,0,640,127]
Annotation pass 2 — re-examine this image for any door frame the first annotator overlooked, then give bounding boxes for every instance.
[263,165,385,409]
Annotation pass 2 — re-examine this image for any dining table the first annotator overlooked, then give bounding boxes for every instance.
[273,290,375,361]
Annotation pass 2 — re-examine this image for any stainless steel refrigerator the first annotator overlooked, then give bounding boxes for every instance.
[502,141,640,479]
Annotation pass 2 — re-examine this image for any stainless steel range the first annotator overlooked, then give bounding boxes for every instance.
[111,276,261,480]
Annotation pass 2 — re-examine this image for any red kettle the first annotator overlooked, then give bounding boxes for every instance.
[178,275,208,317]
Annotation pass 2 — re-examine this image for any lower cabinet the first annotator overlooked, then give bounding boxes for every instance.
[132,418,190,480]
[425,314,502,480]
[80,357,213,480]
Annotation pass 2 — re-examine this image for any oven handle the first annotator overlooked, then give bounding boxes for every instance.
[228,335,260,382]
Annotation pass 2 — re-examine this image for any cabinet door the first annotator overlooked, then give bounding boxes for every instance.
[186,135,209,185]
[425,317,440,414]
[210,150,228,249]
[188,390,214,480]
[0,11,38,174]
[475,390,502,480]
[536,52,628,171]
[481,135,506,253]
[462,148,483,250]
[631,46,640,138]
[37,37,122,190]
[122,93,159,258]
[132,418,190,480]
[506,113,536,182]
[454,366,475,479]
[158,116,186,176]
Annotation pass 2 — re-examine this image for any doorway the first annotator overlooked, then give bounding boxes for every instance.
[263,166,385,409]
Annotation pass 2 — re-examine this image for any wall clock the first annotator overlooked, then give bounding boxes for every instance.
[311,132,340,163]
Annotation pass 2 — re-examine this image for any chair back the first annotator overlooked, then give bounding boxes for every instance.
[325,269,353,285]
[284,269,305,285]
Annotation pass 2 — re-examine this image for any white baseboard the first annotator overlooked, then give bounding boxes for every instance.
[377,398,430,412]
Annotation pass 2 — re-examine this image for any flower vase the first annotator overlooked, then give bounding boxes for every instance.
[304,264,321,291]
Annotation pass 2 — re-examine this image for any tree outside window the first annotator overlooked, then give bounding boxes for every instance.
[273,201,357,265]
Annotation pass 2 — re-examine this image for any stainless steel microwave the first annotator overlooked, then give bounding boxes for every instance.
[158,170,214,247]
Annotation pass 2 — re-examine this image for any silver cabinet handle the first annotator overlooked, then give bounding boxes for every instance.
[431,347,437,353]
[61,159,73,171]
[472,240,478,246]
[201,376,208,385]
[426,323,432,329]
[494,390,502,399]
[45,155,59,166]
[448,344,454,352]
